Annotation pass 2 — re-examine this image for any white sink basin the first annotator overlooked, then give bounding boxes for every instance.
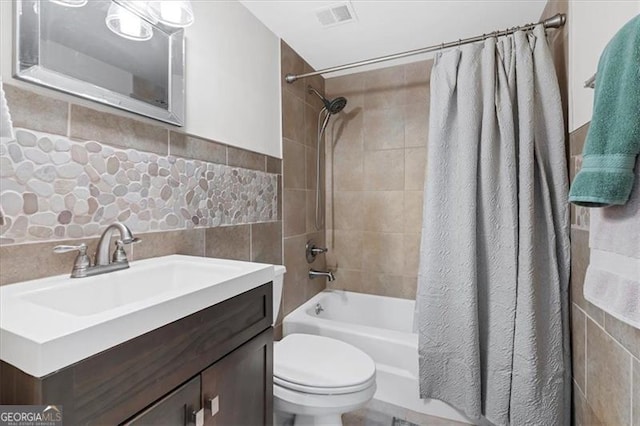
[0,255,275,378]
[23,260,248,316]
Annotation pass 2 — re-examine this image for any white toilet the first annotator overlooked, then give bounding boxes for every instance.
[272,266,376,426]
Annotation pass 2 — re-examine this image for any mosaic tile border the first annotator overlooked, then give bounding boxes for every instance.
[0,129,278,245]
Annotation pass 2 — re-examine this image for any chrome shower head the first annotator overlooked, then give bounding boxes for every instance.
[327,96,347,114]
[308,85,347,114]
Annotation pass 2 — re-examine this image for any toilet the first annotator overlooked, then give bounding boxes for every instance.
[272,266,376,426]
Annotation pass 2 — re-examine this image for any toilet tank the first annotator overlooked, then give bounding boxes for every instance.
[272,265,286,326]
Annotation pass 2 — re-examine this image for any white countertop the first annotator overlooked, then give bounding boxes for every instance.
[0,255,275,378]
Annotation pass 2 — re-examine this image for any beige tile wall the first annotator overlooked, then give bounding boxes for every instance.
[0,224,281,286]
[277,41,328,336]
[569,125,640,426]
[542,1,640,424]
[323,60,431,300]
[1,85,283,286]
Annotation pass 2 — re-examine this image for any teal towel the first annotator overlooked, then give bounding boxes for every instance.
[569,15,640,207]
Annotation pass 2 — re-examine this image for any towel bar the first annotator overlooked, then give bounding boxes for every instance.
[584,73,596,89]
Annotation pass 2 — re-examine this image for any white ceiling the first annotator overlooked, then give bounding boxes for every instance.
[240,1,549,78]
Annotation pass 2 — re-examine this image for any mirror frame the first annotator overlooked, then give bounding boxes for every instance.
[13,0,185,126]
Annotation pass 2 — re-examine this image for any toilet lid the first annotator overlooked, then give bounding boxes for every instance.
[274,334,376,393]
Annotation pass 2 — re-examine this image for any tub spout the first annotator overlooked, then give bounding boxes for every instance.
[309,269,335,282]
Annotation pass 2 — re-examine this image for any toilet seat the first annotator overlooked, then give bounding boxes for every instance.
[274,334,376,395]
[274,374,376,395]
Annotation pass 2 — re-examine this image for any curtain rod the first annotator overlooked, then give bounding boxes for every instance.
[285,13,566,84]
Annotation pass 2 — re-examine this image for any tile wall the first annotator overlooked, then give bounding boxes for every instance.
[542,1,640,424]
[276,41,328,335]
[323,61,431,299]
[569,124,640,426]
[0,84,283,286]
[0,128,277,244]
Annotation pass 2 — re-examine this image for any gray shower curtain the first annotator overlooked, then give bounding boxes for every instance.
[416,25,571,426]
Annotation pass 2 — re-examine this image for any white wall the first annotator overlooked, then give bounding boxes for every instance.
[568,0,640,132]
[183,1,281,158]
[0,1,282,158]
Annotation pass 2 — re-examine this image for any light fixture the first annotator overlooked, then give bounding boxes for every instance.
[105,2,153,42]
[53,0,194,42]
[110,0,195,36]
[147,1,194,28]
[48,0,88,7]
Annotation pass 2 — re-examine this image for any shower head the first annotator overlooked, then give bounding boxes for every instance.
[327,96,347,114]
[308,86,347,114]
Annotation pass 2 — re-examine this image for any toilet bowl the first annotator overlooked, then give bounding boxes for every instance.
[272,266,376,426]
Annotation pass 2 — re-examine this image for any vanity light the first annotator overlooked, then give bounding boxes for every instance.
[105,2,153,42]
[110,0,195,34]
[48,0,88,7]
[147,0,194,28]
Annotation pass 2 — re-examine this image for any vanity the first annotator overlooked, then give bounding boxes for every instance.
[0,255,275,425]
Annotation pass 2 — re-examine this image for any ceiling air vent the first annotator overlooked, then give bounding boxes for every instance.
[315,2,357,28]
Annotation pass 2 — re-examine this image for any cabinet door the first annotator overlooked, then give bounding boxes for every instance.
[202,328,273,426]
[123,376,201,426]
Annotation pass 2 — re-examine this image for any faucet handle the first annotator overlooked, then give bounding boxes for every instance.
[54,243,88,254]
[112,240,128,263]
[111,237,141,263]
[54,243,91,278]
[305,239,328,263]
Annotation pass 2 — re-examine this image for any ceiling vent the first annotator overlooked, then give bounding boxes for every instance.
[315,2,357,28]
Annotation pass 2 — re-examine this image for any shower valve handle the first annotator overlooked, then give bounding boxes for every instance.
[306,239,328,263]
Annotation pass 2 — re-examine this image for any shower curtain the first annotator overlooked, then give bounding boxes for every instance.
[416,25,571,426]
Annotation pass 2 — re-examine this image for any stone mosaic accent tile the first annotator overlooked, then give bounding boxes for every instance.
[0,129,278,245]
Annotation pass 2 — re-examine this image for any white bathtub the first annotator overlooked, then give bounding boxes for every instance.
[283,290,470,424]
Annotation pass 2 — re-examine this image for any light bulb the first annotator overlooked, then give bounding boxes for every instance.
[105,2,153,41]
[48,0,88,7]
[148,0,194,28]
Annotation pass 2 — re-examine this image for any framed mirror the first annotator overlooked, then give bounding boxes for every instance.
[14,0,185,126]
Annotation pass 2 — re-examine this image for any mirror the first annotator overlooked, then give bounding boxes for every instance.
[14,0,185,126]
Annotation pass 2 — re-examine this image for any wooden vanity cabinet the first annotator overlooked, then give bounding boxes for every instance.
[0,283,274,426]
[124,376,202,426]
[201,328,273,426]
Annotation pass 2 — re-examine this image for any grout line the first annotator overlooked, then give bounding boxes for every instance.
[249,224,253,261]
[570,223,590,232]
[202,227,206,257]
[630,357,634,426]
[584,303,588,398]
[572,378,586,398]
[281,219,285,265]
[573,303,639,363]
[67,104,72,137]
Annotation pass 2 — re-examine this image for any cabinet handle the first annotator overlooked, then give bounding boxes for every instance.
[191,408,204,426]
[207,396,220,417]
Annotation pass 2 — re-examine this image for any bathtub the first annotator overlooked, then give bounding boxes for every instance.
[282,290,470,424]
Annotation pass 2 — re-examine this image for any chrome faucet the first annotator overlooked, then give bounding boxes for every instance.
[309,269,336,282]
[95,222,139,266]
[54,222,140,278]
